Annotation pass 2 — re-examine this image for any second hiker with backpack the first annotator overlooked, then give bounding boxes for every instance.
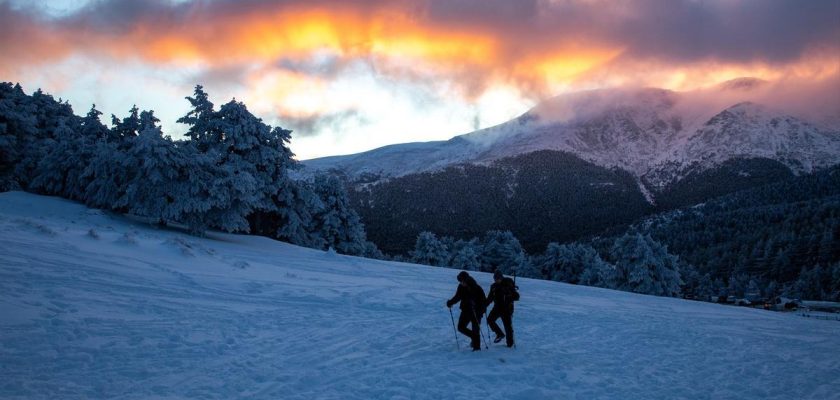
[486,270,519,348]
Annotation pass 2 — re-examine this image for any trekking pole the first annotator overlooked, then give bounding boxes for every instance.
[448,307,460,351]
[513,270,518,349]
[483,310,493,344]
[472,309,489,349]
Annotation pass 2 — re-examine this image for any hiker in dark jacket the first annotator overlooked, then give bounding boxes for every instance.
[446,271,487,351]
[486,270,518,347]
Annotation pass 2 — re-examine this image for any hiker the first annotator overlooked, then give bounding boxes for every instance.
[446,271,487,351]
[486,270,519,348]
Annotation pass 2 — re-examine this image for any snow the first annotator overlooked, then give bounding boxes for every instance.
[2,191,839,399]
[301,87,840,192]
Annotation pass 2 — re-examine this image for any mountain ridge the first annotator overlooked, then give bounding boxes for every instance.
[303,82,840,197]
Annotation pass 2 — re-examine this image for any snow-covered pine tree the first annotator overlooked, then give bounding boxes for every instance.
[80,105,110,141]
[29,119,86,198]
[411,231,449,267]
[0,83,37,189]
[534,242,593,282]
[448,238,481,271]
[109,105,141,143]
[610,232,682,297]
[310,174,368,255]
[214,100,288,211]
[114,115,186,223]
[362,241,385,260]
[830,262,840,302]
[80,138,124,210]
[62,105,111,201]
[480,230,530,276]
[270,179,323,247]
[792,265,825,300]
[535,242,615,284]
[177,85,218,152]
[694,273,720,301]
[13,88,77,189]
[167,142,229,234]
[727,274,748,298]
[578,259,617,289]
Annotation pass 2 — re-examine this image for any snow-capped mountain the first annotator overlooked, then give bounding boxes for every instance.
[648,102,840,187]
[302,81,840,192]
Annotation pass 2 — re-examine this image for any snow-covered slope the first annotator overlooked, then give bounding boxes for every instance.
[302,83,840,190]
[2,191,839,399]
[658,102,840,180]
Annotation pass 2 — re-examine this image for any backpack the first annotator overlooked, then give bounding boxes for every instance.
[499,277,520,304]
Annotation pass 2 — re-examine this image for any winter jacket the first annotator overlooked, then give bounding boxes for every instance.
[486,277,519,310]
[447,276,487,314]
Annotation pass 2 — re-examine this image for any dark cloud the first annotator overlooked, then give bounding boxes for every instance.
[63,0,184,33]
[275,55,350,80]
[190,64,251,89]
[426,0,539,28]
[601,0,840,63]
[33,0,840,65]
[280,109,368,137]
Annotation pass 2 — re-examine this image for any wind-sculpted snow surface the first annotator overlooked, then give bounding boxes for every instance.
[1,192,839,399]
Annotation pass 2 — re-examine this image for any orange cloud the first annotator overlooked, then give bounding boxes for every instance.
[0,1,628,97]
[2,0,838,104]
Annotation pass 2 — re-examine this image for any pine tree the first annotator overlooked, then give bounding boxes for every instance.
[362,241,385,260]
[793,265,825,300]
[449,238,481,271]
[480,230,528,275]
[80,105,110,140]
[81,139,125,210]
[114,119,185,223]
[830,262,840,302]
[411,231,449,267]
[0,82,36,189]
[110,105,141,143]
[818,230,836,265]
[310,174,368,255]
[578,258,617,289]
[30,119,87,198]
[610,232,682,297]
[214,100,289,210]
[535,242,609,283]
[695,273,719,301]
[271,180,322,247]
[177,85,218,152]
[14,88,77,188]
[81,106,161,212]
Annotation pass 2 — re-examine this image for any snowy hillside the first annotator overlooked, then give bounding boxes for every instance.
[2,191,839,399]
[660,102,840,181]
[302,83,840,191]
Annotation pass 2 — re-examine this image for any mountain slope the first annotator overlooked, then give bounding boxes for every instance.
[647,102,840,188]
[303,85,840,192]
[2,192,839,399]
[351,150,652,254]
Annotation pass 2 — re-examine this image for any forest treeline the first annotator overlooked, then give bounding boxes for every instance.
[0,83,381,258]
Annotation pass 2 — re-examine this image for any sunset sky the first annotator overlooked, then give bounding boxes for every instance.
[2,0,838,159]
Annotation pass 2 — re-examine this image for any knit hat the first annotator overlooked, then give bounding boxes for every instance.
[493,270,503,280]
[457,271,469,282]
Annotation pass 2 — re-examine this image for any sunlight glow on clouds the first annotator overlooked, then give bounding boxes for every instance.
[1,0,838,159]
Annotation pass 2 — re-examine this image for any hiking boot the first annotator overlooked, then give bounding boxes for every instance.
[494,334,505,343]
